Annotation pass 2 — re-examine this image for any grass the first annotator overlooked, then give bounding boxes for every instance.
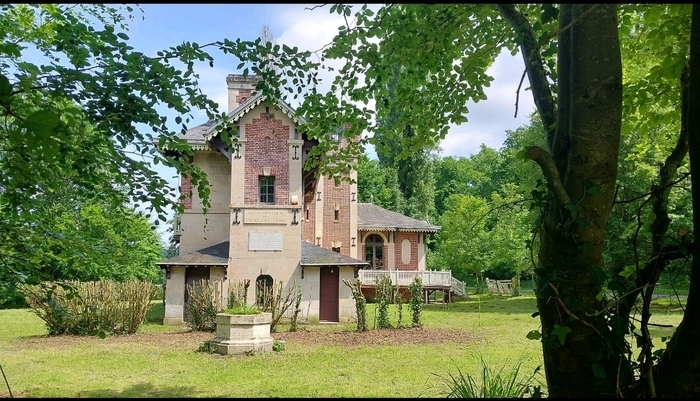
[0,295,684,398]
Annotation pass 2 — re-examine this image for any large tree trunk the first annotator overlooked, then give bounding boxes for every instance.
[655,4,700,397]
[533,4,623,397]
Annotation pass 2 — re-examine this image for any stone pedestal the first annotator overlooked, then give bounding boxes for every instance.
[210,312,273,355]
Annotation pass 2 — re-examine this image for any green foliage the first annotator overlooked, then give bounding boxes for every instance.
[272,340,285,352]
[437,352,543,398]
[375,275,394,329]
[21,280,156,336]
[258,281,300,333]
[185,279,221,332]
[289,285,303,332]
[343,278,368,332]
[356,154,405,212]
[223,304,260,315]
[227,279,250,309]
[395,288,404,328]
[511,276,522,297]
[408,276,423,328]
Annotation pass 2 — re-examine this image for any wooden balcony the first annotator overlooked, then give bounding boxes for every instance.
[358,270,466,296]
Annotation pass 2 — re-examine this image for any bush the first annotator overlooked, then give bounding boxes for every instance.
[258,280,300,333]
[21,280,156,336]
[375,275,394,329]
[408,276,424,328]
[185,279,221,332]
[437,351,544,398]
[342,278,368,332]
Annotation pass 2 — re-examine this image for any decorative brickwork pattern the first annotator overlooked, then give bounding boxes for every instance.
[243,113,290,205]
[395,231,420,271]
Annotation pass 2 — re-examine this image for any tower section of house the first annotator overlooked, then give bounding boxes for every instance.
[224,75,304,307]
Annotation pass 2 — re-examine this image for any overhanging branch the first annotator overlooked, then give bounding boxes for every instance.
[528,145,571,206]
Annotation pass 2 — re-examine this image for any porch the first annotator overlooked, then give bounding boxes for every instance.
[357,270,466,301]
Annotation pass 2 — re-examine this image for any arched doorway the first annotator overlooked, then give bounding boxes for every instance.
[364,234,384,269]
[256,274,273,308]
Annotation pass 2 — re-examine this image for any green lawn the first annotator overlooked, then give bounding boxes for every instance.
[0,295,684,398]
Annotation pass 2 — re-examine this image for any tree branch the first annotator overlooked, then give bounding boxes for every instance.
[497,4,557,147]
[528,145,571,206]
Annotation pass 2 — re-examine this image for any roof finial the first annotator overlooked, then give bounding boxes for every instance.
[370,194,374,204]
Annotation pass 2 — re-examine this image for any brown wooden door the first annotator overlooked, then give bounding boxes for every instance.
[184,266,210,320]
[319,266,339,322]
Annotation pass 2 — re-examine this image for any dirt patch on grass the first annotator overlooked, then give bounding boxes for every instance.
[14,326,477,349]
[272,327,479,347]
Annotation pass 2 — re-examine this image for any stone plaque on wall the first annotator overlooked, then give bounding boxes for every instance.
[248,232,283,251]
[244,209,288,224]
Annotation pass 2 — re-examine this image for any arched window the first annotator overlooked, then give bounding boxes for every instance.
[364,234,384,270]
[256,274,273,308]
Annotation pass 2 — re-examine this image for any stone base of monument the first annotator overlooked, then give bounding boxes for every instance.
[210,312,273,355]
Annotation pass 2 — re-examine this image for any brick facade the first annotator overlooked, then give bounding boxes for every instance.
[180,174,193,209]
[394,231,420,271]
[321,175,352,256]
[243,113,291,205]
[236,88,253,104]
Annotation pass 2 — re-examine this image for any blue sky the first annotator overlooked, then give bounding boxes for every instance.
[114,4,536,240]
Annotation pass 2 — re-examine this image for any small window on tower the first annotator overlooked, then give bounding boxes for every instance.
[332,247,341,253]
[259,176,275,204]
[334,205,339,221]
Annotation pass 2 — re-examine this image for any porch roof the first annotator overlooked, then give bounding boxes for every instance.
[357,203,441,233]
[301,241,370,267]
[156,241,229,267]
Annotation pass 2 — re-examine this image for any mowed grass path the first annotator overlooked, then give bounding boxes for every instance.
[0,295,683,397]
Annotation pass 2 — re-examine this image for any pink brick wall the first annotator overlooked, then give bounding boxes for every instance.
[321,175,352,255]
[180,174,192,209]
[236,89,253,104]
[395,231,420,271]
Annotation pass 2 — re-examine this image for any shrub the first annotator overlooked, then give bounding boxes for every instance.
[342,278,367,332]
[21,280,156,336]
[185,279,220,332]
[258,280,300,332]
[289,285,303,332]
[511,275,522,297]
[437,352,543,398]
[408,276,423,328]
[375,275,394,329]
[395,288,404,328]
[227,279,250,309]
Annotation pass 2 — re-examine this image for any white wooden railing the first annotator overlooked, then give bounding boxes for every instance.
[358,270,466,296]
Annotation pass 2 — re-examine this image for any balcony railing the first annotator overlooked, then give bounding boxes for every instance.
[358,270,465,295]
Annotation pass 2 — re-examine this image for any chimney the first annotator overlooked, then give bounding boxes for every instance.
[226,74,261,113]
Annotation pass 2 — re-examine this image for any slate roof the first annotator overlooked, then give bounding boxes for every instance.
[357,203,441,232]
[157,241,229,266]
[157,240,368,267]
[300,241,369,267]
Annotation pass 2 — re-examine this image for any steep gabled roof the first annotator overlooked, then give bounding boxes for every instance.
[157,241,229,266]
[357,203,441,233]
[174,91,304,148]
[204,91,304,141]
[301,241,369,267]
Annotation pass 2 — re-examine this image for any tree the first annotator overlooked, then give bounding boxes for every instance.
[374,64,437,221]
[236,3,698,396]
[356,153,405,211]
